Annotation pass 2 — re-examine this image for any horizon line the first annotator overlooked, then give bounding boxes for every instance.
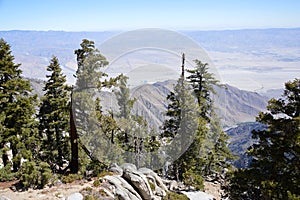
[1,26,300,33]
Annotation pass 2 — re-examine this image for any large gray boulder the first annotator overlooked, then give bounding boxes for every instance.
[109,163,123,175]
[122,166,153,200]
[120,163,137,171]
[104,175,142,200]
[139,167,169,192]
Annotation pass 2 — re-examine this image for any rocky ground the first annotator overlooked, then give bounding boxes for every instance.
[0,164,222,200]
[0,179,92,200]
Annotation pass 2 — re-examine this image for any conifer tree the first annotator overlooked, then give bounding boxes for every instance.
[0,38,38,172]
[115,74,135,120]
[186,60,233,180]
[161,54,200,183]
[72,39,121,172]
[115,74,135,144]
[114,74,160,168]
[38,56,71,173]
[162,56,233,190]
[226,78,300,199]
[186,60,219,120]
[204,112,234,178]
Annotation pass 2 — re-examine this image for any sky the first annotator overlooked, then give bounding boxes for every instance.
[1,0,300,31]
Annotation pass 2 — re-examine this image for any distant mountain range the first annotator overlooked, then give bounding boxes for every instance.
[1,28,299,91]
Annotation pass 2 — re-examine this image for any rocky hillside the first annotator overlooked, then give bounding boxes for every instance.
[226,122,267,168]
[29,78,268,128]
[213,84,268,127]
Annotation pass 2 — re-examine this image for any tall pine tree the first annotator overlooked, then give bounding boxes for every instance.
[0,38,38,172]
[114,74,160,168]
[162,56,233,190]
[161,54,200,183]
[38,56,71,173]
[72,39,121,172]
[186,60,233,180]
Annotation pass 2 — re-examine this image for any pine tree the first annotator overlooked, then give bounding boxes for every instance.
[72,39,120,173]
[38,56,71,173]
[161,91,181,139]
[186,60,219,120]
[115,74,135,145]
[115,74,135,120]
[162,56,233,190]
[0,38,39,172]
[204,112,234,178]
[114,74,160,168]
[186,60,233,179]
[161,54,200,183]
[71,39,105,173]
[226,78,300,199]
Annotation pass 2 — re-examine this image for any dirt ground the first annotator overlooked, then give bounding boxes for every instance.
[0,179,221,200]
[0,180,92,200]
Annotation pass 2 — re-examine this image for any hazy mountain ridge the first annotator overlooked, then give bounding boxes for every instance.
[1,28,299,91]
[29,78,268,128]
[183,28,300,51]
[131,80,268,128]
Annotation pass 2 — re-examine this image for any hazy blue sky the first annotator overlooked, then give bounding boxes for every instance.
[1,0,300,31]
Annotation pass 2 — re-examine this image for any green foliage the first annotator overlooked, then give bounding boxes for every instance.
[226,78,300,199]
[161,91,181,138]
[202,112,235,177]
[288,191,300,200]
[83,195,101,200]
[97,170,114,178]
[182,169,204,190]
[73,39,122,173]
[161,57,233,186]
[161,74,200,181]
[93,179,101,187]
[82,186,93,192]
[38,56,71,173]
[148,180,155,191]
[19,161,52,189]
[0,38,39,172]
[0,164,15,181]
[112,74,161,168]
[85,160,107,177]
[163,192,189,200]
[62,173,83,183]
[115,74,135,119]
[184,60,233,180]
[186,60,219,120]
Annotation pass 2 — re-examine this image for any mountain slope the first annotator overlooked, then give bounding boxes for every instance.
[214,84,268,127]
[226,122,267,168]
[29,78,268,128]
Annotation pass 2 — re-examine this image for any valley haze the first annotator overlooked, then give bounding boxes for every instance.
[0,28,299,93]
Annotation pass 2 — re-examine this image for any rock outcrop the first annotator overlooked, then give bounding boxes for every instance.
[98,163,168,200]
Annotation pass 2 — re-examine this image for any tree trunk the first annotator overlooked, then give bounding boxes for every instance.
[55,124,63,170]
[69,95,79,173]
[2,152,9,167]
[12,144,20,172]
[175,162,179,182]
